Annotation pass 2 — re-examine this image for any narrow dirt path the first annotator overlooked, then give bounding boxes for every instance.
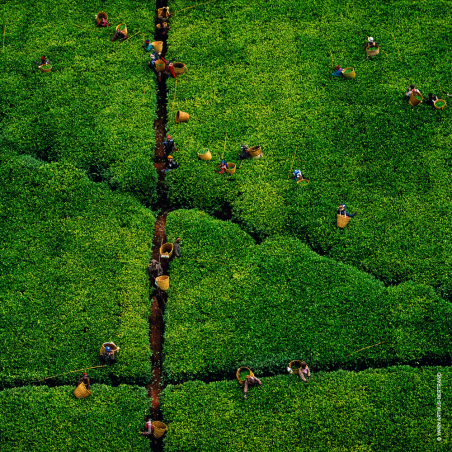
[145,2,170,450]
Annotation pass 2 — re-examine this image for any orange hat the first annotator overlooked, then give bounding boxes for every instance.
[168,155,173,159]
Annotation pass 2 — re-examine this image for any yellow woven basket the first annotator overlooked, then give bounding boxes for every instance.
[236,367,254,385]
[248,146,262,157]
[116,23,127,36]
[96,11,108,24]
[99,342,120,356]
[152,41,163,53]
[153,421,168,439]
[225,163,236,174]
[156,275,169,291]
[74,383,91,399]
[160,242,173,258]
[337,214,351,228]
[176,111,189,123]
[434,99,447,111]
[365,45,380,56]
[173,62,186,75]
[288,360,303,372]
[342,67,356,79]
[409,92,423,107]
[197,150,212,160]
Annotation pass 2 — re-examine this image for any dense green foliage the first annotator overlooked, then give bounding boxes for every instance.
[0,0,158,205]
[0,157,155,387]
[161,366,450,451]
[165,0,452,290]
[163,210,452,382]
[0,384,150,451]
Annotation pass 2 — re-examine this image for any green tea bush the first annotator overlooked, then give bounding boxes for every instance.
[0,384,150,452]
[161,366,450,452]
[0,0,158,205]
[163,210,452,383]
[0,157,155,387]
[164,0,452,290]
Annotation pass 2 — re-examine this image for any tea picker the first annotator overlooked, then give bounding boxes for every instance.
[143,39,153,52]
[162,57,176,79]
[238,143,250,160]
[77,373,91,389]
[158,6,171,22]
[163,135,176,155]
[34,55,51,67]
[337,204,357,228]
[148,259,163,280]
[100,342,119,364]
[243,374,262,399]
[298,361,311,382]
[173,237,182,258]
[139,420,154,437]
[405,84,420,97]
[292,169,304,182]
[426,93,439,107]
[331,64,343,76]
[162,155,178,172]
[365,36,378,49]
[218,159,229,174]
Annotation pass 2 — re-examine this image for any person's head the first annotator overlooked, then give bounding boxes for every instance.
[176,237,181,243]
[301,361,307,369]
[368,37,374,43]
[83,373,88,377]
[428,93,433,99]
[151,259,157,265]
[410,84,415,90]
[335,64,341,71]
[168,155,173,160]
[41,56,46,62]
[167,135,171,140]
[338,204,345,211]
[294,169,301,176]
[145,39,150,44]
[105,346,111,352]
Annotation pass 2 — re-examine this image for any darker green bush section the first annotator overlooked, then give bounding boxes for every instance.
[0,157,155,388]
[0,0,158,205]
[0,384,150,452]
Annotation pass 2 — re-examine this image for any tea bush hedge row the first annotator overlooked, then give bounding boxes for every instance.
[163,209,452,383]
[164,0,452,290]
[161,366,450,452]
[0,157,155,388]
[0,384,150,452]
[0,0,158,205]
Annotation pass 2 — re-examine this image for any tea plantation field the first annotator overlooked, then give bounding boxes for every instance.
[165,0,452,292]
[162,366,450,451]
[0,0,158,205]
[163,209,452,383]
[0,157,155,387]
[0,384,150,452]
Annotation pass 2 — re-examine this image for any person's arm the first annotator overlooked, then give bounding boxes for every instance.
[306,366,311,377]
[243,379,249,398]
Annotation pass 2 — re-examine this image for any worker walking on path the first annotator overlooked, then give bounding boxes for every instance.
[163,135,175,155]
[173,237,181,257]
[243,375,262,399]
[148,259,163,279]
[139,420,154,437]
[163,155,178,172]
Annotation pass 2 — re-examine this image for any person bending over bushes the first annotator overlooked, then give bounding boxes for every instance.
[337,204,357,218]
[298,361,311,382]
[243,375,262,399]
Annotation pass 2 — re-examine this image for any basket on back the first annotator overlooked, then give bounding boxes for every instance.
[151,41,163,53]
[99,342,120,356]
[96,11,108,24]
[197,150,212,160]
[225,163,236,174]
[337,214,351,228]
[74,383,92,399]
[155,59,166,72]
[236,367,254,385]
[365,45,380,57]
[288,360,303,373]
[409,91,423,107]
[160,242,173,258]
[153,421,168,439]
[155,275,169,291]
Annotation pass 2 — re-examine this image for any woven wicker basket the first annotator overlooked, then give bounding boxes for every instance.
[176,110,189,123]
[99,342,119,356]
[155,59,166,72]
[39,65,52,73]
[156,275,169,291]
[160,242,173,258]
[434,99,447,111]
[225,163,236,174]
[173,62,186,76]
[151,41,163,53]
[197,150,212,160]
[365,45,380,56]
[409,92,423,107]
[74,383,92,399]
[153,421,168,439]
[236,367,254,385]
[337,214,351,228]
[288,360,303,372]
[116,23,127,36]
[342,67,356,79]
[297,178,309,185]
[96,11,108,24]
[248,146,262,157]
[158,8,170,20]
